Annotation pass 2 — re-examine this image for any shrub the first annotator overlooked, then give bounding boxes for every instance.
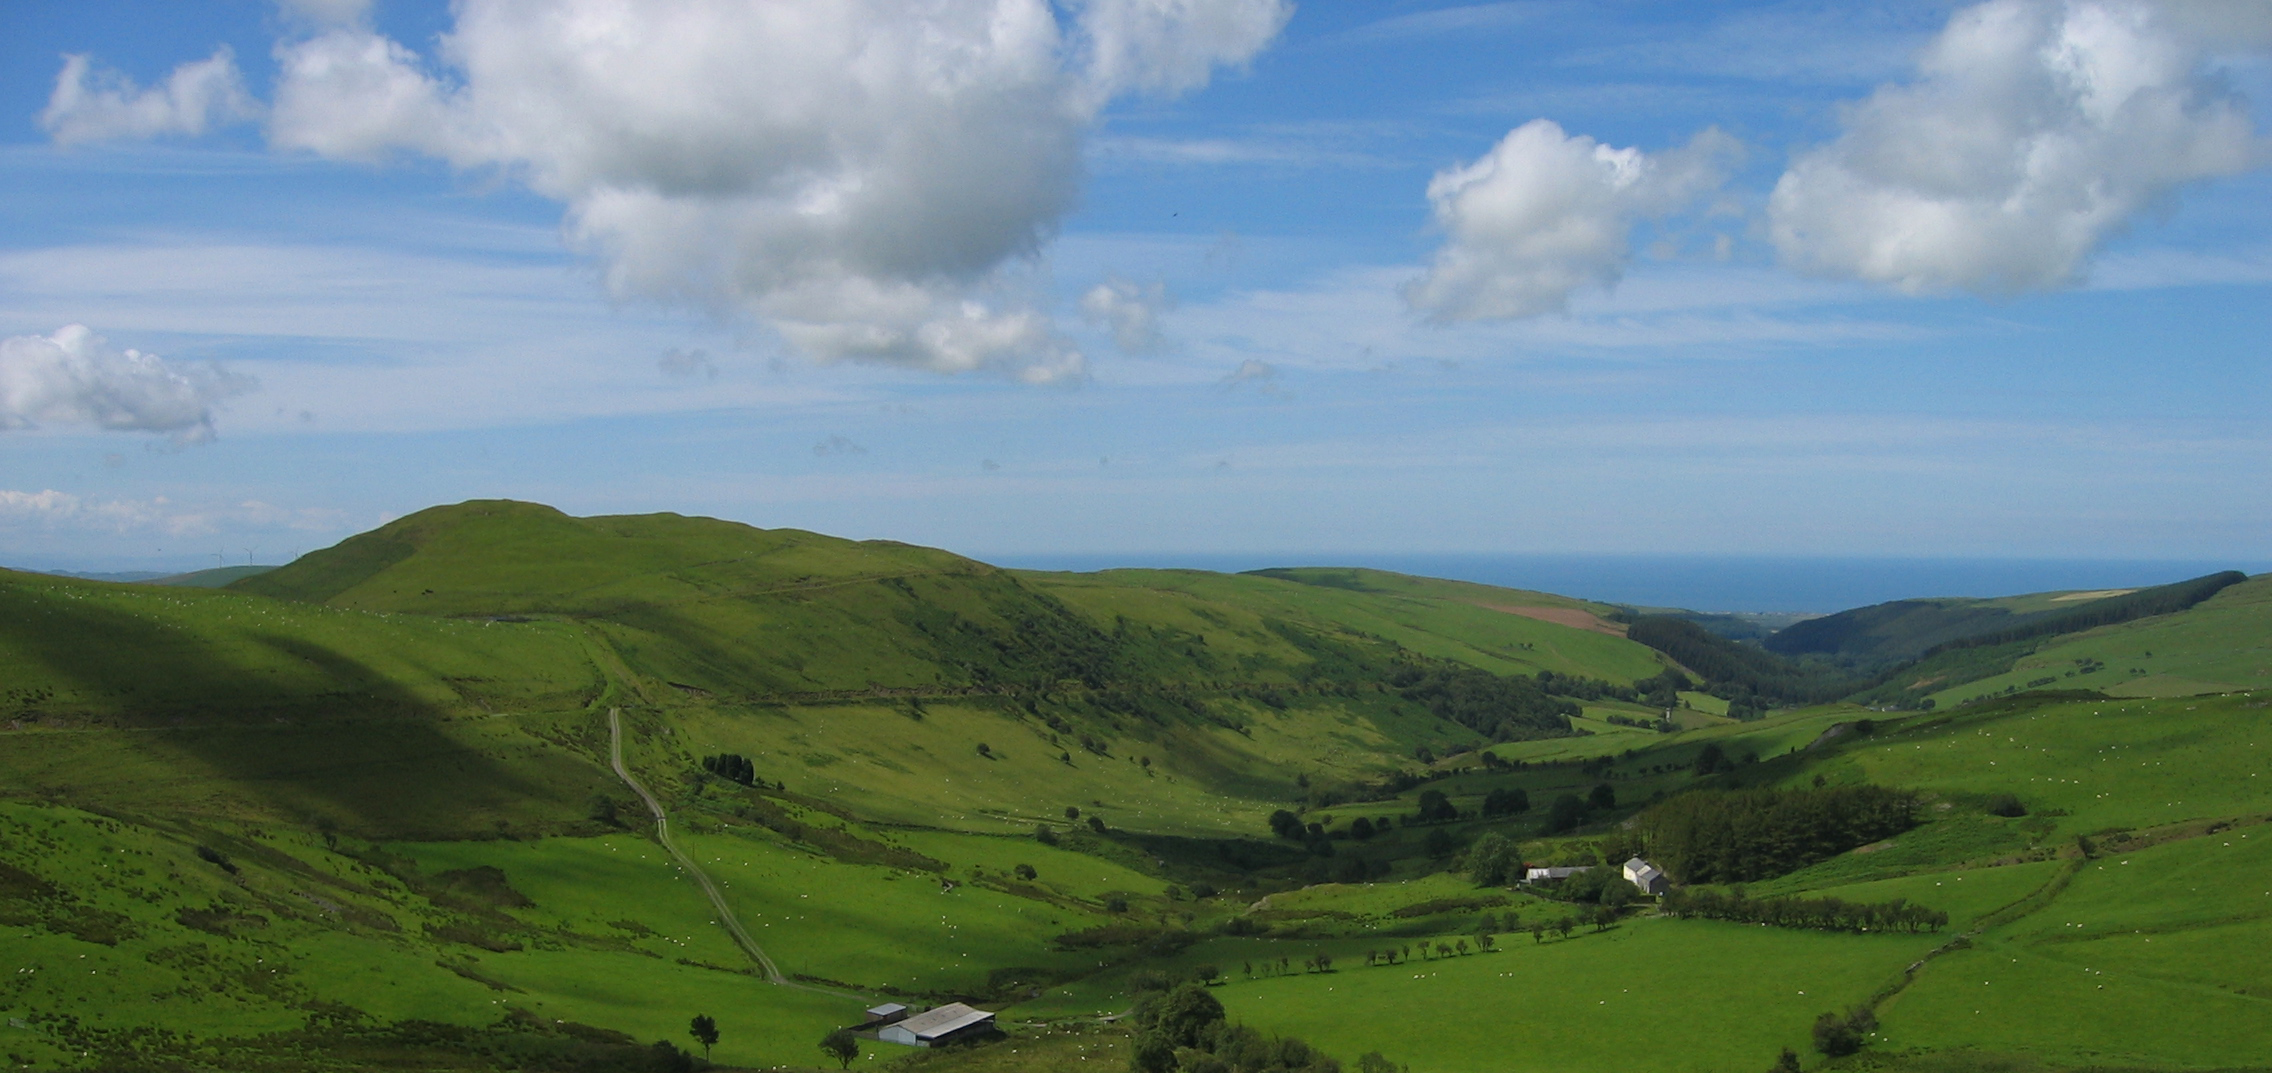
[1812,1007,1877,1057]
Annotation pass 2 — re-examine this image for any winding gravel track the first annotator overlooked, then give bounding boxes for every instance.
[607,706,788,984]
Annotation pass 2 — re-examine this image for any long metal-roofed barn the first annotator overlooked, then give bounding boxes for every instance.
[877,1003,995,1047]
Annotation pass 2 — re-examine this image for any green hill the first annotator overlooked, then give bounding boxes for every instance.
[1766,572,2248,669]
[2,501,2267,1073]
[151,564,277,588]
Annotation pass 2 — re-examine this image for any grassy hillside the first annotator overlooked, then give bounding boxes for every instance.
[1917,573,2272,706]
[3,501,2268,1073]
[152,565,277,588]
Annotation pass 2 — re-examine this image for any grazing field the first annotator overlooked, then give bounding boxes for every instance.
[1927,575,2272,706]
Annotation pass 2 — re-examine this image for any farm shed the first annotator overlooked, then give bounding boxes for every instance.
[1622,857,1668,895]
[862,1003,908,1026]
[878,1003,995,1047]
[1524,866,1591,883]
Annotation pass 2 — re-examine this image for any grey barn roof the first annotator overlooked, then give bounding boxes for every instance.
[894,1003,992,1040]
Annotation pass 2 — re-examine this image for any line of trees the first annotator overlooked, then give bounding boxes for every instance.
[1660,888,1948,933]
[1631,784,1918,883]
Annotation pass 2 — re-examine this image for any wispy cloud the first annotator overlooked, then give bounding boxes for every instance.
[1089,135,1387,169]
[0,488,346,537]
[1314,3,1562,47]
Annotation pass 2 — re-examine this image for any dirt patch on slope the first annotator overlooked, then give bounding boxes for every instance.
[1472,603,1626,636]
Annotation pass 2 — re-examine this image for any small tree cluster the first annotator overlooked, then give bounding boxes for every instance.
[1811,1006,1878,1057]
[1128,982,1345,1073]
[700,753,757,786]
[1480,787,1529,817]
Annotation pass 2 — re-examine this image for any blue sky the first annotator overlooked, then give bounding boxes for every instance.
[2,0,2268,575]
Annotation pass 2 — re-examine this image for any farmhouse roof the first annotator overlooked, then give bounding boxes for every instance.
[896,1003,993,1039]
[866,1003,908,1020]
[1525,866,1591,881]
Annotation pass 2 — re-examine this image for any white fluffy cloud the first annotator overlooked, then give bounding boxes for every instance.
[1080,277,1174,353]
[1404,120,1738,322]
[40,48,257,146]
[0,325,252,442]
[249,0,1288,381]
[1769,0,2265,294]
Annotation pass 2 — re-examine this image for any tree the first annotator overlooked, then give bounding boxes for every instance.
[1359,1052,1401,1073]
[1482,787,1530,817]
[1138,983,1225,1049]
[586,794,620,826]
[1555,916,1575,939]
[1349,816,1376,840]
[1530,922,1545,944]
[1065,805,1081,820]
[1088,816,1108,834]
[1314,952,1333,972]
[1545,793,1589,834]
[820,1028,859,1070]
[1588,782,1616,810]
[1034,824,1059,846]
[1424,828,1455,858]
[1769,1047,1802,1073]
[1693,742,1729,776]
[1415,789,1458,823]
[1013,863,1037,881]
[1466,832,1522,886]
[687,1014,718,1060]
[1269,809,1303,840]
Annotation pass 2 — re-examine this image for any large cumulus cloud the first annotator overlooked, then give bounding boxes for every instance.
[1405,120,1737,321]
[0,325,252,442]
[1769,0,2267,294]
[245,0,1288,381]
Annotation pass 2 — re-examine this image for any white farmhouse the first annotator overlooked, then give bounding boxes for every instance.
[1622,857,1668,895]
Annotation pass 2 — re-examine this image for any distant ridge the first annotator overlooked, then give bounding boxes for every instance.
[1767,571,2248,669]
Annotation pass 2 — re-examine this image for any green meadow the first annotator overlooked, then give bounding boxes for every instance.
[3,501,2267,1072]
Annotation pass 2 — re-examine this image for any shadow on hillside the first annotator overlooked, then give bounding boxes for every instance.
[0,595,574,840]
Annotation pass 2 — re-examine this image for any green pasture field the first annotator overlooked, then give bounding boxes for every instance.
[648,690,1477,838]
[1928,576,2272,706]
[1811,693,2272,841]
[886,829,1169,901]
[1880,831,2272,1067]
[675,829,1112,996]
[1018,915,1946,1073]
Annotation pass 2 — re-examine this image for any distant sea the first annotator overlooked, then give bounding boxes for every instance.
[986,554,2270,614]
